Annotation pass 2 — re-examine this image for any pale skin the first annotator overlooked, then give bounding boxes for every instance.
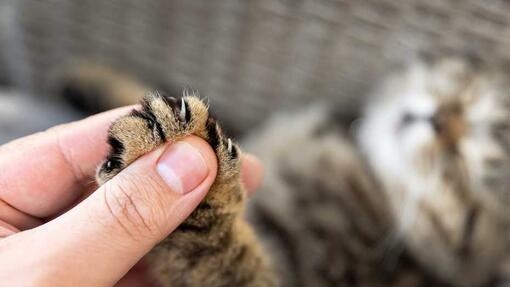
[0,107,263,287]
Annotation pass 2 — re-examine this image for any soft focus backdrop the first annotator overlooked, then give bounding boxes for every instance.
[1,0,510,142]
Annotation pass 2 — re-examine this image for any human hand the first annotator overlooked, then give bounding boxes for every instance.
[0,107,263,286]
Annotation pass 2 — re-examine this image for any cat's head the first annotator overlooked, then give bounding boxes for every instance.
[358,55,510,285]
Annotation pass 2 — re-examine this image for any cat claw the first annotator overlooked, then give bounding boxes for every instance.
[227,138,232,153]
[179,98,187,122]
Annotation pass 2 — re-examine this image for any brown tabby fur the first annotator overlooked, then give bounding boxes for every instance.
[96,93,276,286]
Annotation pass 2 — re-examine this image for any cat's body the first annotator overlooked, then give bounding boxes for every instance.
[76,55,510,286]
[244,106,448,286]
[247,56,510,286]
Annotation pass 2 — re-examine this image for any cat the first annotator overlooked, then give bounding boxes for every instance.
[245,54,510,286]
[67,54,510,286]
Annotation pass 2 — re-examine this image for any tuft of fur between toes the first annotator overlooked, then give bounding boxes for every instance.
[96,92,276,287]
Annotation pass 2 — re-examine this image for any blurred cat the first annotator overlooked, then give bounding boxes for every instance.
[247,55,510,286]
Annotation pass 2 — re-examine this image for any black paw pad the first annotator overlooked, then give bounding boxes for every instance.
[161,94,178,110]
[103,136,125,173]
[108,136,124,157]
[102,157,122,173]
[230,143,239,160]
[206,117,221,151]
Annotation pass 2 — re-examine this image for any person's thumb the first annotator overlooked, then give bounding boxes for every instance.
[0,136,217,287]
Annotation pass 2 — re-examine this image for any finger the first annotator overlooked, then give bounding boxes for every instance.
[0,106,133,218]
[114,261,158,287]
[0,220,18,238]
[0,199,42,230]
[241,154,264,196]
[1,154,260,232]
[0,136,217,286]
[0,154,260,234]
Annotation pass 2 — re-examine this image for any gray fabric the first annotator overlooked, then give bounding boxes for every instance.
[3,0,510,133]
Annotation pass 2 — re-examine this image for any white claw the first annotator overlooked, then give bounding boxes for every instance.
[227,138,232,153]
[179,98,186,121]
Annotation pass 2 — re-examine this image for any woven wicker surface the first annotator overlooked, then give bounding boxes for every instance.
[3,0,510,133]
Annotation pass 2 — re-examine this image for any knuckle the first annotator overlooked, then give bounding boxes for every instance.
[102,173,168,240]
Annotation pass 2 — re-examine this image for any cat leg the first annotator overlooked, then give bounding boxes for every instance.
[97,92,276,287]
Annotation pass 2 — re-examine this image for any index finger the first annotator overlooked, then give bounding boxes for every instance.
[0,107,133,218]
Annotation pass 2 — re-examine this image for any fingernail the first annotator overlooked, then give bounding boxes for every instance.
[157,141,208,194]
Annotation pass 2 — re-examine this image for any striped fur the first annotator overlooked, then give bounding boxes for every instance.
[96,93,276,287]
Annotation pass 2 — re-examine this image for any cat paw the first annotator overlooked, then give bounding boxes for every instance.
[96,92,241,190]
[96,91,273,287]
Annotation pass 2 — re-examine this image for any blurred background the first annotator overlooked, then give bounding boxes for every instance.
[1,0,510,143]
